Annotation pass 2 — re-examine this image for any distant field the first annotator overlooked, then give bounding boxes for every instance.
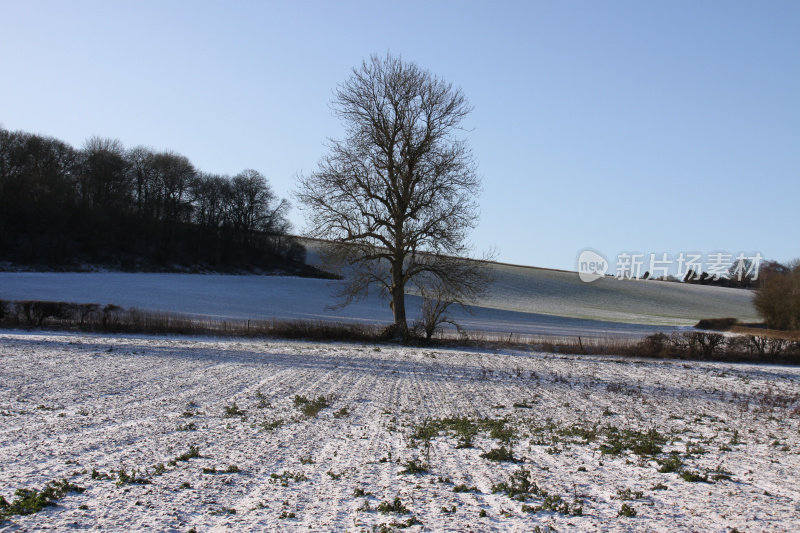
[0,258,757,340]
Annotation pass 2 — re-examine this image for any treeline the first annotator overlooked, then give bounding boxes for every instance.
[640,259,783,289]
[0,128,314,273]
[681,260,790,289]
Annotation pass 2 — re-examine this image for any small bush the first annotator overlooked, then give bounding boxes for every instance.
[400,459,428,475]
[683,332,725,357]
[522,493,582,516]
[618,503,637,517]
[377,497,410,515]
[754,263,800,330]
[679,470,710,483]
[260,419,284,431]
[293,395,331,417]
[254,390,271,408]
[168,445,200,466]
[270,471,308,486]
[115,468,150,486]
[224,402,246,417]
[615,488,644,500]
[695,318,738,330]
[600,427,666,457]
[90,469,111,480]
[13,301,74,326]
[637,332,671,357]
[481,446,517,462]
[491,469,537,500]
[101,304,123,329]
[0,479,84,519]
[657,453,683,473]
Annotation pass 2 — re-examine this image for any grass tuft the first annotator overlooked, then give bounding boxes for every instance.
[377,497,410,515]
[293,395,331,417]
[0,479,84,519]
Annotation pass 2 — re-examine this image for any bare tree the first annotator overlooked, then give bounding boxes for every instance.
[754,259,800,330]
[297,53,487,338]
[229,169,289,243]
[150,151,195,223]
[190,172,231,231]
[79,137,129,210]
[127,146,158,218]
[411,254,491,340]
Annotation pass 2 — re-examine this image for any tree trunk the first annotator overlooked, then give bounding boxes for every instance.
[391,260,408,339]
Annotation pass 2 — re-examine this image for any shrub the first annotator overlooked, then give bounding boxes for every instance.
[115,468,150,486]
[76,303,100,327]
[679,470,710,483]
[377,497,410,515]
[260,419,284,431]
[522,493,582,516]
[0,479,85,519]
[270,471,308,486]
[599,427,666,457]
[618,503,637,517]
[491,469,537,500]
[293,395,331,417]
[637,332,671,357]
[13,301,73,326]
[101,304,123,329]
[754,261,800,330]
[168,445,200,465]
[224,402,246,417]
[656,453,683,473]
[400,459,428,475]
[683,332,725,357]
[695,318,739,330]
[412,286,458,341]
[481,446,517,462]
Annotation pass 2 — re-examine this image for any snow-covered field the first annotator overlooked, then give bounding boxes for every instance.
[2,330,798,532]
[0,259,757,340]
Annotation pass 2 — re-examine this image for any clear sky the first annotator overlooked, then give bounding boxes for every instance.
[2,1,798,272]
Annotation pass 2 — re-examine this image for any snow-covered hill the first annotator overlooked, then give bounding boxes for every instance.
[0,257,756,340]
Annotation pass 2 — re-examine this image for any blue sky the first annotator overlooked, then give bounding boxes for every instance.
[1,1,797,271]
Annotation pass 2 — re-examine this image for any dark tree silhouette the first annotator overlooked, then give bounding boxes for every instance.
[0,127,309,274]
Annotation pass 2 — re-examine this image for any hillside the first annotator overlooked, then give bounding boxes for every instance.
[300,239,759,327]
[0,250,757,340]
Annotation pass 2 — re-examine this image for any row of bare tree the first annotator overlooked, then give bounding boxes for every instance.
[0,128,302,270]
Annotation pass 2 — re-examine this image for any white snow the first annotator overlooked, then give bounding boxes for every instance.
[0,262,757,341]
[1,330,798,531]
